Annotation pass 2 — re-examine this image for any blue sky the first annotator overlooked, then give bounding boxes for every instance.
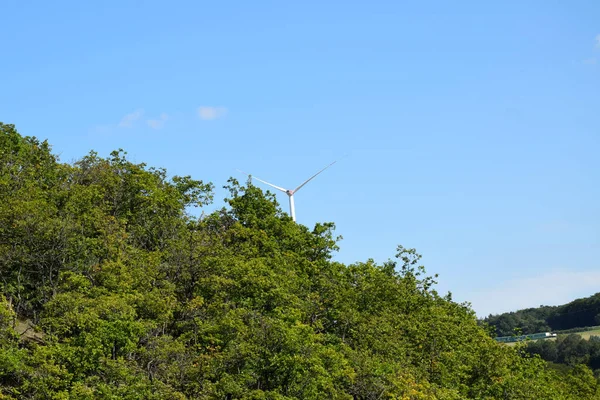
[2,1,599,316]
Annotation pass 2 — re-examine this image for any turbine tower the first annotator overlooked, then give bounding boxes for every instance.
[238,160,337,222]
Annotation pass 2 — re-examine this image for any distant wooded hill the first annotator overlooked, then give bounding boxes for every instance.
[484,293,600,337]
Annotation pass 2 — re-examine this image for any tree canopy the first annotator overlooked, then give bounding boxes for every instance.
[1,123,598,399]
[484,293,600,337]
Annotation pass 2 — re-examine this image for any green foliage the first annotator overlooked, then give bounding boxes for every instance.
[485,293,600,337]
[548,294,600,331]
[0,122,597,398]
[525,334,600,380]
[484,306,555,337]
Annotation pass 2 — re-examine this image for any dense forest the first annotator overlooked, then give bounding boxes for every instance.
[525,334,600,379]
[484,293,600,337]
[1,122,599,399]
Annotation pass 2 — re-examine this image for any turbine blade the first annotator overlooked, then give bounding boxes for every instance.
[236,169,288,193]
[252,176,288,193]
[236,169,252,177]
[292,160,338,193]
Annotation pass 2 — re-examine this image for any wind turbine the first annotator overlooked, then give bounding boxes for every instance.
[237,160,337,222]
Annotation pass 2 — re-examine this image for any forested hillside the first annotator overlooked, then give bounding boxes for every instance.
[525,334,600,379]
[485,294,600,337]
[1,122,599,399]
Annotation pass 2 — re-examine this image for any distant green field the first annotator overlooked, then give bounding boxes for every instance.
[572,328,600,340]
[544,328,600,341]
[501,328,600,346]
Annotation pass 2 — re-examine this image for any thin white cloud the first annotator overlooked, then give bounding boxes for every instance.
[198,106,227,121]
[89,125,112,135]
[147,113,169,130]
[470,269,600,317]
[118,109,144,128]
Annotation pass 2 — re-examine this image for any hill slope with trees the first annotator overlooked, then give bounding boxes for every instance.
[525,334,600,380]
[1,122,599,399]
[484,294,600,337]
